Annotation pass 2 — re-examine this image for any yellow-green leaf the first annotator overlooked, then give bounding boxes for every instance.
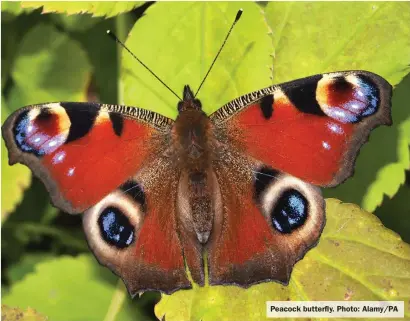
[121,2,272,119]
[265,2,410,85]
[20,1,144,18]
[156,199,410,321]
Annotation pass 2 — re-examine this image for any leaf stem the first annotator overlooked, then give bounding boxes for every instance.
[103,279,127,321]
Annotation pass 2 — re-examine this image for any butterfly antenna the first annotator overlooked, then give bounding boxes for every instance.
[107,30,182,101]
[194,9,243,98]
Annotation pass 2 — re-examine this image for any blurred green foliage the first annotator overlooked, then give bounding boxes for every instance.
[1,1,409,320]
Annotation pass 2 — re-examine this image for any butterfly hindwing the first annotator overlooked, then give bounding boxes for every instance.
[211,71,392,186]
[2,102,173,213]
[207,151,325,286]
[83,157,203,295]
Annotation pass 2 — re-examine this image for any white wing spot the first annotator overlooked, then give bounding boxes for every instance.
[322,141,331,150]
[68,167,75,177]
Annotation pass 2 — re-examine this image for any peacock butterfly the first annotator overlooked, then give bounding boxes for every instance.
[1,10,392,296]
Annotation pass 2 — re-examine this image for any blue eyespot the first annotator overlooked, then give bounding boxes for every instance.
[98,207,134,248]
[271,189,308,233]
[13,111,44,156]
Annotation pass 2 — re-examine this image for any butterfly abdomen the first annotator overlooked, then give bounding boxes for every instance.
[187,171,214,243]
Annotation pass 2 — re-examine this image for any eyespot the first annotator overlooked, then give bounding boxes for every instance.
[13,110,37,154]
[83,182,145,262]
[12,106,70,156]
[98,206,135,248]
[316,74,380,123]
[271,189,308,233]
[253,165,324,242]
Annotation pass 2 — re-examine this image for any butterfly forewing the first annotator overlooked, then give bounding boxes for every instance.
[211,70,392,186]
[2,102,173,213]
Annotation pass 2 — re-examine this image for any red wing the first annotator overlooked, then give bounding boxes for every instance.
[211,71,392,186]
[208,158,325,286]
[83,159,203,295]
[1,102,173,213]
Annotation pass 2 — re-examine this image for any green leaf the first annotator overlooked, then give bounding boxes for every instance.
[375,178,410,243]
[2,16,21,89]
[264,2,410,85]
[7,253,54,284]
[1,305,48,321]
[156,199,410,321]
[20,1,145,18]
[9,23,92,108]
[3,221,88,253]
[1,1,36,15]
[51,13,101,32]
[1,98,31,223]
[121,2,272,118]
[1,7,46,90]
[72,14,135,103]
[325,74,410,213]
[2,255,155,321]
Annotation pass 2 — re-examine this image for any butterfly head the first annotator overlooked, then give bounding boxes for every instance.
[177,85,202,113]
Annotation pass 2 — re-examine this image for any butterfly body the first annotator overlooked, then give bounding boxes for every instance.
[2,71,392,295]
[173,108,212,170]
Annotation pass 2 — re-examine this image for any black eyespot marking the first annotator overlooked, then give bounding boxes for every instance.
[109,113,124,136]
[120,181,146,211]
[331,76,352,92]
[36,108,53,122]
[271,189,308,234]
[283,74,326,116]
[260,95,274,119]
[60,102,99,143]
[98,206,135,248]
[253,166,281,200]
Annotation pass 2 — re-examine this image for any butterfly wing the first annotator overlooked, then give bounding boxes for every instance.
[207,70,391,286]
[210,71,392,186]
[2,102,173,213]
[2,102,202,294]
[83,157,203,295]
